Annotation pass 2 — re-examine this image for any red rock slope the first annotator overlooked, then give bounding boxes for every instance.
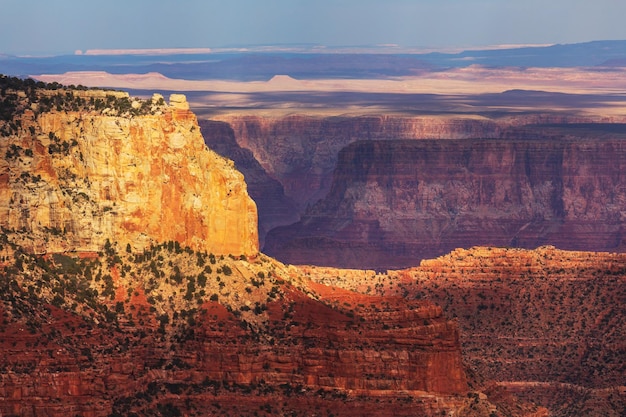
[0,79,482,417]
[0,245,474,417]
[305,246,626,416]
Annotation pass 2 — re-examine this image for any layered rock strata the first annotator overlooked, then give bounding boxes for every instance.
[206,114,615,212]
[204,114,624,264]
[303,246,626,416]
[265,138,626,269]
[210,114,506,213]
[0,90,258,256]
[0,246,472,417]
[0,81,476,416]
[199,120,298,246]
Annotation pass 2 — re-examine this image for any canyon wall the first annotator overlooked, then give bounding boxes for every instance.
[205,114,617,263]
[264,138,626,269]
[0,242,473,417]
[210,114,506,213]
[303,246,626,416]
[0,91,258,256]
[199,120,298,246]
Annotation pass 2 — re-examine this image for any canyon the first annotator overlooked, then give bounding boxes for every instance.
[0,78,491,416]
[208,114,508,212]
[265,137,626,269]
[2,76,624,416]
[202,114,626,269]
[304,246,626,416]
[3,41,625,416]
[198,112,626,415]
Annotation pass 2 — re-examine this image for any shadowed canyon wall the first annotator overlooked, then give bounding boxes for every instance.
[264,138,626,269]
[210,114,506,213]
[199,120,298,246]
[204,114,626,268]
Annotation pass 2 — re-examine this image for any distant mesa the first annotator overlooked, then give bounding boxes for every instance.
[268,75,297,82]
[79,48,213,56]
[267,74,302,87]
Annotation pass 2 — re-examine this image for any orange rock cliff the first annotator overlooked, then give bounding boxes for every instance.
[0,89,258,256]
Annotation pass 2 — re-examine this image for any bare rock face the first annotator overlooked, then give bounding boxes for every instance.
[199,120,299,246]
[0,245,473,417]
[264,138,626,269]
[211,114,505,213]
[0,90,258,256]
[307,246,626,416]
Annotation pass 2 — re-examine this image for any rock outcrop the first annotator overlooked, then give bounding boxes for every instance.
[199,120,298,246]
[0,242,473,417]
[264,138,626,269]
[304,246,626,416]
[0,87,258,256]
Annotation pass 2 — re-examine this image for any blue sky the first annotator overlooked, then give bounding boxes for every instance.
[2,0,626,55]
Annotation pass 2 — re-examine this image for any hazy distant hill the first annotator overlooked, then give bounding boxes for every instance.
[3,40,626,80]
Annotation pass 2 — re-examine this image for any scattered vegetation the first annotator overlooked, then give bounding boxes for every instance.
[0,234,287,346]
[0,73,167,137]
[0,234,434,415]
[306,246,626,393]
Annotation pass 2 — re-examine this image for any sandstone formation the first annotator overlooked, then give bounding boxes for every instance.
[0,240,475,417]
[0,85,258,256]
[0,78,484,416]
[209,114,507,213]
[304,246,626,416]
[199,120,298,246]
[264,138,626,269]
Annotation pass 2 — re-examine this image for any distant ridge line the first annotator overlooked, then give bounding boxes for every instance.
[78,48,213,56]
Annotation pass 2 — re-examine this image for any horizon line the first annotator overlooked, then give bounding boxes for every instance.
[4,39,624,58]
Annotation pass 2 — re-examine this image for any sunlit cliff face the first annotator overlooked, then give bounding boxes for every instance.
[0,89,258,256]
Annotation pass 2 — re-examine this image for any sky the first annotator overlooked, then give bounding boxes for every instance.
[2,0,626,55]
